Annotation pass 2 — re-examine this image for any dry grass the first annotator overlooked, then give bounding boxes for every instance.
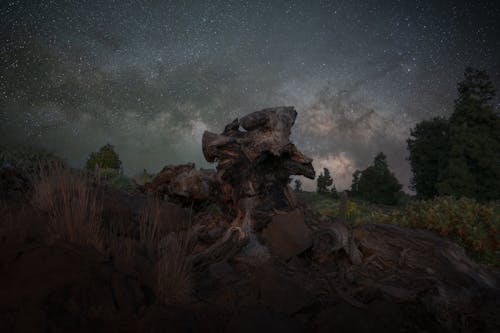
[31,165,104,251]
[139,197,163,258]
[156,231,194,304]
[139,197,194,304]
[30,167,195,303]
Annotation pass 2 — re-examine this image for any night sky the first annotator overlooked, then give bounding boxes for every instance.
[1,0,499,191]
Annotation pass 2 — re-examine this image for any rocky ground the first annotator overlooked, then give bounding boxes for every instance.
[1,173,500,332]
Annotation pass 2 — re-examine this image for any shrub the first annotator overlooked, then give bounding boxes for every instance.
[374,197,500,266]
[0,145,65,174]
[98,168,133,191]
[31,165,104,251]
[85,144,122,172]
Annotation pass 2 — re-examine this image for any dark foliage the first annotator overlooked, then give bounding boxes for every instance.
[85,144,122,172]
[293,179,302,192]
[407,117,449,199]
[438,68,500,201]
[356,152,403,205]
[408,68,499,201]
[316,167,333,193]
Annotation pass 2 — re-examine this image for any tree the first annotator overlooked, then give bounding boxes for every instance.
[316,167,333,193]
[350,170,361,196]
[85,144,122,172]
[437,68,500,201]
[407,117,449,199]
[357,152,402,205]
[293,179,303,192]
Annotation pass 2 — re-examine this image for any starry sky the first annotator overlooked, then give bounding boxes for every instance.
[1,0,499,191]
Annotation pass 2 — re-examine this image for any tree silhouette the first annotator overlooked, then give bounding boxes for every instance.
[437,68,499,200]
[357,152,402,205]
[293,179,303,192]
[407,117,449,199]
[350,169,362,196]
[316,167,333,193]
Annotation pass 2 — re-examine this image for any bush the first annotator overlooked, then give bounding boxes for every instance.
[31,165,104,251]
[0,145,65,174]
[85,144,122,172]
[373,197,500,266]
[98,168,133,191]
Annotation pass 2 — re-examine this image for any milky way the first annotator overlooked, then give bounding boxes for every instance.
[1,0,499,190]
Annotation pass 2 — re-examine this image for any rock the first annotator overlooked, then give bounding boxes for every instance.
[145,163,216,205]
[262,211,312,260]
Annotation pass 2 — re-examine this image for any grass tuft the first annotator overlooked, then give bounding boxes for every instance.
[156,231,194,304]
[31,164,104,251]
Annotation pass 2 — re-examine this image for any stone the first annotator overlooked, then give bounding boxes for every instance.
[262,211,312,260]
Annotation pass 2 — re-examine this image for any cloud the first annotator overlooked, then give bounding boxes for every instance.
[293,84,412,191]
[299,152,357,191]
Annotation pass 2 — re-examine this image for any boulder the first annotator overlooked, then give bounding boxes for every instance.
[262,211,312,260]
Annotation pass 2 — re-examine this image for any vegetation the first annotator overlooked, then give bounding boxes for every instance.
[316,167,333,193]
[408,68,500,201]
[85,143,122,172]
[407,117,449,199]
[0,145,65,173]
[31,165,105,251]
[371,197,500,266]
[98,168,134,191]
[293,179,302,192]
[351,152,403,205]
[298,191,499,266]
[156,231,194,304]
[138,198,194,304]
[29,163,194,304]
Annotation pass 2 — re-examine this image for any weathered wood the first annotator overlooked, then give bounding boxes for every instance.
[189,224,248,269]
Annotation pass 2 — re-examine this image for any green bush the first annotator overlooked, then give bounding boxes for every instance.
[297,192,389,225]
[298,192,499,266]
[373,197,500,266]
[85,144,122,172]
[108,174,133,191]
[97,168,133,191]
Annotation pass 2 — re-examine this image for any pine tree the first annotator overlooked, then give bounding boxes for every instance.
[294,179,303,192]
[316,167,333,193]
[357,153,402,205]
[407,117,449,199]
[350,170,361,196]
[437,68,500,201]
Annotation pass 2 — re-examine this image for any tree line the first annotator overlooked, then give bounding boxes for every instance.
[86,68,499,204]
[300,67,499,204]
